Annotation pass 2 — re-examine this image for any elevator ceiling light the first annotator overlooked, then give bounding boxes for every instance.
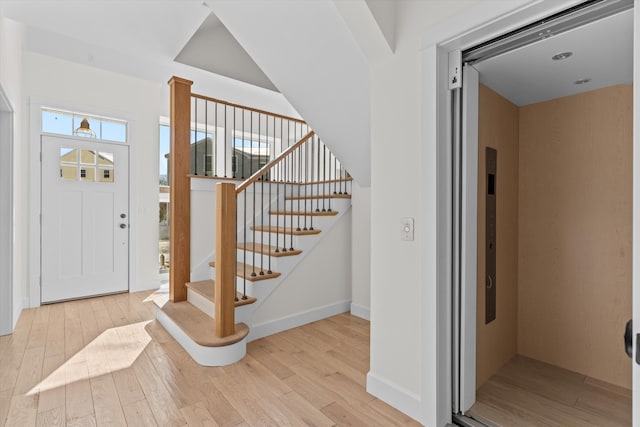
[552,51,573,61]
[574,78,592,85]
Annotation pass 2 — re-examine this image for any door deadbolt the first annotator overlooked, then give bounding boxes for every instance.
[120,213,126,219]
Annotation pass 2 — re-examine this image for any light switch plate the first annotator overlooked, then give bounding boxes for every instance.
[401,217,414,241]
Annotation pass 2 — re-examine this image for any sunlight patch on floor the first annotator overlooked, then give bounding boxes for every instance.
[27,320,152,395]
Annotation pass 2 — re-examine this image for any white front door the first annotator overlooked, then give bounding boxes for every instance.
[41,135,129,303]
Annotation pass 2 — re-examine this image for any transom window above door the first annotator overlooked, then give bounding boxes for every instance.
[41,108,127,143]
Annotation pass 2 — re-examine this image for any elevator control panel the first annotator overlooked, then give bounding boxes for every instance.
[486,147,497,324]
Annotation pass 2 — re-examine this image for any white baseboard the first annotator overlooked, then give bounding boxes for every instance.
[350,303,370,320]
[248,299,351,342]
[366,371,422,423]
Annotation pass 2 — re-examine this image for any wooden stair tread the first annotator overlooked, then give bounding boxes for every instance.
[237,242,302,257]
[209,261,282,281]
[286,194,351,200]
[251,225,322,236]
[186,280,257,307]
[270,210,338,217]
[160,301,249,347]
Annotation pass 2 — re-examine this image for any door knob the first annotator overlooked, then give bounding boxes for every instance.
[120,223,127,229]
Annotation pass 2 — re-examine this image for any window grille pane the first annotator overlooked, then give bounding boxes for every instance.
[101,120,127,143]
[80,150,96,165]
[43,110,73,136]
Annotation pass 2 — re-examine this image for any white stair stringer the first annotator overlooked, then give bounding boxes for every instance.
[194,197,351,333]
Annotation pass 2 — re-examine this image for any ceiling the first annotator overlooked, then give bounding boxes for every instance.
[174,13,277,91]
[474,8,633,106]
[0,1,633,109]
[0,1,280,97]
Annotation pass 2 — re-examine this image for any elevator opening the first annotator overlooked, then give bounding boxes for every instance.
[453,1,634,425]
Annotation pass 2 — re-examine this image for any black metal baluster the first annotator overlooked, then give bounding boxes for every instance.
[241,110,245,178]
[311,136,320,212]
[243,187,248,297]
[303,142,308,231]
[309,136,315,231]
[322,142,326,211]
[193,98,198,175]
[296,146,301,231]
[327,145,332,212]
[258,113,265,275]
[251,117,257,277]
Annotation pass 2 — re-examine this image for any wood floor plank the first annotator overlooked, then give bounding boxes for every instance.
[66,413,97,427]
[199,384,245,427]
[90,374,127,426]
[122,400,158,427]
[278,391,335,427]
[14,345,46,395]
[112,368,145,407]
[146,351,206,409]
[321,401,385,427]
[366,399,423,426]
[180,401,220,427]
[131,351,185,426]
[476,376,624,427]
[0,388,13,425]
[64,302,86,361]
[36,406,65,427]
[37,353,66,414]
[26,305,50,350]
[225,355,292,397]
[43,304,65,359]
[5,393,38,426]
[65,378,94,423]
[65,362,94,422]
[246,340,295,380]
[282,372,336,410]
[211,372,282,426]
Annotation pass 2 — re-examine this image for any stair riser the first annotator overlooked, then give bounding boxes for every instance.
[283,198,350,211]
[187,288,254,324]
[235,250,299,272]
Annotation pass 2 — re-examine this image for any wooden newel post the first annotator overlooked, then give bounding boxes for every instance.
[215,183,237,338]
[168,76,193,302]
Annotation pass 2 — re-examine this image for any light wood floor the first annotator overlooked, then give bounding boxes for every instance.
[468,355,632,427]
[0,291,420,426]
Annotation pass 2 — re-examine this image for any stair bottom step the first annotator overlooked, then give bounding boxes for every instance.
[187,279,257,307]
[160,301,248,347]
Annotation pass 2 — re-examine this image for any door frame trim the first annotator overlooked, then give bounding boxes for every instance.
[28,98,138,307]
[0,83,14,335]
[418,1,604,425]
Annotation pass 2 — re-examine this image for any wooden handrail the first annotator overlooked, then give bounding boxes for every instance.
[191,92,306,125]
[235,131,315,194]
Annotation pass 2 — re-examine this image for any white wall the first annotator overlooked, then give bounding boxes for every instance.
[24,52,162,298]
[0,16,24,328]
[368,0,480,422]
[251,209,352,328]
[351,181,370,320]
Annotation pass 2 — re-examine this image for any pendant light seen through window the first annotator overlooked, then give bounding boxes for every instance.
[74,118,96,138]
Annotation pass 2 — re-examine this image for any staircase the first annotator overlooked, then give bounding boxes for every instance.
[157,184,351,366]
[155,79,352,366]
